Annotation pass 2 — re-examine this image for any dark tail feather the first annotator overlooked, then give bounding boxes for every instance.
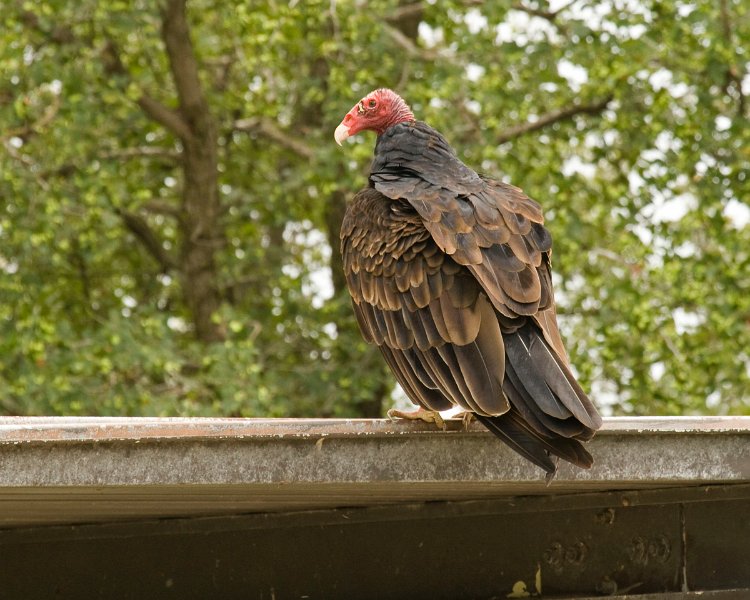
[476,411,594,474]
[506,323,602,431]
[475,413,556,474]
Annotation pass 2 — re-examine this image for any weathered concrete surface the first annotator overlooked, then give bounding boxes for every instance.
[0,416,748,527]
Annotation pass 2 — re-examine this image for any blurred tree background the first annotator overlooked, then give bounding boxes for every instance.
[1,0,748,417]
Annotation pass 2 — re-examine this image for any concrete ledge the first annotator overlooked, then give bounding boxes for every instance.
[1,417,750,598]
[1,416,749,528]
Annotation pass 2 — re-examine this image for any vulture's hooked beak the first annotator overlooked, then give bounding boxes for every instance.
[334,123,350,146]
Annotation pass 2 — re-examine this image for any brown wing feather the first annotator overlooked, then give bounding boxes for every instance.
[342,188,509,417]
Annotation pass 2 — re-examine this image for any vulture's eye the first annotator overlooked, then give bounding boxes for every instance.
[368,99,377,108]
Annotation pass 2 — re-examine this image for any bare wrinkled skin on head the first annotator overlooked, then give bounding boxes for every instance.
[334,88,415,145]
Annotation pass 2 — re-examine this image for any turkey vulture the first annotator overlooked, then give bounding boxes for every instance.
[335,88,602,476]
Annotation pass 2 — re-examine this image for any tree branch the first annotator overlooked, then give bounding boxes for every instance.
[1,93,61,143]
[101,38,193,140]
[383,23,445,63]
[115,208,177,272]
[384,0,482,23]
[39,145,179,180]
[69,237,92,303]
[3,143,51,190]
[496,95,613,144]
[137,94,193,140]
[205,54,237,92]
[161,0,207,115]
[718,0,746,116]
[100,146,181,161]
[385,3,425,23]
[590,247,643,277]
[142,200,183,220]
[233,117,315,160]
[21,4,214,135]
[511,0,578,22]
[719,0,733,40]
[19,10,75,45]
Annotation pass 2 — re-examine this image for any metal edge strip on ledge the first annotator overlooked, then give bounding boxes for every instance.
[0,415,749,443]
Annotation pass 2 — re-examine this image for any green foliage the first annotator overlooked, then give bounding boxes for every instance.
[1,0,748,416]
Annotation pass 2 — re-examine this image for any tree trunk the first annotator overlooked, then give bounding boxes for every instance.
[161,0,224,343]
[179,134,224,343]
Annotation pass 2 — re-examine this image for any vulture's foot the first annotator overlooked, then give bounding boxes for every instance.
[449,410,475,431]
[387,407,446,430]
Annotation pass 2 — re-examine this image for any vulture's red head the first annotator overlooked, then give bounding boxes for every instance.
[334,88,415,145]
